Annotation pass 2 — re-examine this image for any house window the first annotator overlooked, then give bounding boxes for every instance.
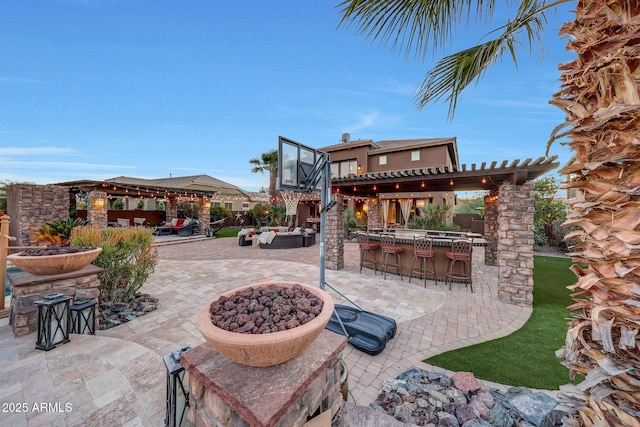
[411,151,420,161]
[379,155,387,165]
[331,160,358,178]
[241,202,250,210]
[224,202,232,211]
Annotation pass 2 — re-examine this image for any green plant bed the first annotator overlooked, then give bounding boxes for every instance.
[424,256,579,390]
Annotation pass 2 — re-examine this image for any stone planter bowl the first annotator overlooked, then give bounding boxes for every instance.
[7,247,102,276]
[197,281,334,367]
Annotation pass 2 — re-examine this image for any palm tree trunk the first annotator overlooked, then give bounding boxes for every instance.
[552,1,640,425]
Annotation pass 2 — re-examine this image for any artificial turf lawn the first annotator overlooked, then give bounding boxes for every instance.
[424,255,578,390]
[215,228,240,238]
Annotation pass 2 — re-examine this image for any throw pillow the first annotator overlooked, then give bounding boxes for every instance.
[171,218,179,226]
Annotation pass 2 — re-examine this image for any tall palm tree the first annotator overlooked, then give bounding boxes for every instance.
[338,1,640,425]
[249,149,279,205]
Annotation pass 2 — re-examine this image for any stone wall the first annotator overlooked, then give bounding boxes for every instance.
[497,183,534,306]
[7,184,70,246]
[326,194,344,270]
[483,193,498,266]
[8,265,103,337]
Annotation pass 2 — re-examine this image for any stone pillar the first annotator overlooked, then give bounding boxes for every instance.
[326,193,344,270]
[497,183,534,306]
[166,197,178,223]
[483,193,498,266]
[181,331,347,427]
[88,191,108,228]
[7,184,70,246]
[198,201,210,235]
[366,197,381,231]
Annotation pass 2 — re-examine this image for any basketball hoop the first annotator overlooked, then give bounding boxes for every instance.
[280,190,302,217]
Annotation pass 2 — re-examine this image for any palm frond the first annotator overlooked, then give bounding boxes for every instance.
[415,0,560,118]
[337,0,498,60]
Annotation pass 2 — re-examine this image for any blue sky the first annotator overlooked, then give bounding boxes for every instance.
[1,1,576,192]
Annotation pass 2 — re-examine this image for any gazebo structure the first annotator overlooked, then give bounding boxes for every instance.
[324,155,560,306]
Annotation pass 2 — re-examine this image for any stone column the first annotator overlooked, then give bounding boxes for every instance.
[198,201,210,235]
[88,191,108,228]
[497,183,534,306]
[366,197,381,231]
[326,193,344,270]
[483,193,498,266]
[165,197,178,223]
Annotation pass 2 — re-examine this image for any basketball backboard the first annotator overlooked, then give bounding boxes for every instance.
[277,136,328,193]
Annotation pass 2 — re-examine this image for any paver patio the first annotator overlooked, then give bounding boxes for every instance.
[0,236,531,426]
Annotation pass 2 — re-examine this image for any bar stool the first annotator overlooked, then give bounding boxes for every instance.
[380,233,404,280]
[409,237,437,287]
[357,232,379,274]
[445,239,473,292]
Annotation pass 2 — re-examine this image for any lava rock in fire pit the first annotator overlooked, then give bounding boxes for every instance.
[208,283,324,334]
[17,245,97,256]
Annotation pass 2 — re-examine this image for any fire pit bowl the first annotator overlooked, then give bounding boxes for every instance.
[196,281,334,367]
[7,247,102,276]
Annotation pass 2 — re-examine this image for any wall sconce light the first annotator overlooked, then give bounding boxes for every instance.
[164,345,194,427]
[93,197,105,209]
[363,204,368,212]
[35,293,72,351]
[204,201,211,209]
[70,299,97,335]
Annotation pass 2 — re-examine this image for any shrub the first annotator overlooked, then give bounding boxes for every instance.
[71,225,158,303]
[343,209,358,232]
[35,218,89,246]
[534,222,548,246]
[210,205,232,222]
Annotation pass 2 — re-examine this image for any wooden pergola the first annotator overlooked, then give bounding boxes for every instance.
[330,155,559,196]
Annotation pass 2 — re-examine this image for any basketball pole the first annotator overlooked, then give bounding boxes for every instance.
[318,152,330,291]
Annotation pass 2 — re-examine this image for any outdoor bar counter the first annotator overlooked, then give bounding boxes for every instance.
[364,229,487,281]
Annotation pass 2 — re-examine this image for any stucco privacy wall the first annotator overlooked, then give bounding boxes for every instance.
[7,184,70,246]
[497,183,535,306]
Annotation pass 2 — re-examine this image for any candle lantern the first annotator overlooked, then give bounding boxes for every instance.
[164,344,194,427]
[70,299,97,335]
[35,293,72,351]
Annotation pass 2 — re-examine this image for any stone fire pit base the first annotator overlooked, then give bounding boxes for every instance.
[180,329,347,427]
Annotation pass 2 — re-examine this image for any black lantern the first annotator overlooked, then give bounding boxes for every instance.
[70,299,97,335]
[164,344,194,427]
[35,293,72,351]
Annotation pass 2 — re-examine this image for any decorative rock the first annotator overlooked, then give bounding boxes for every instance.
[509,392,558,426]
[373,367,574,427]
[455,404,477,423]
[452,372,482,392]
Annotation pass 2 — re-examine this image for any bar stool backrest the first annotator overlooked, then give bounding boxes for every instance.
[414,237,433,255]
[380,233,397,252]
[450,239,472,260]
[357,232,371,247]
